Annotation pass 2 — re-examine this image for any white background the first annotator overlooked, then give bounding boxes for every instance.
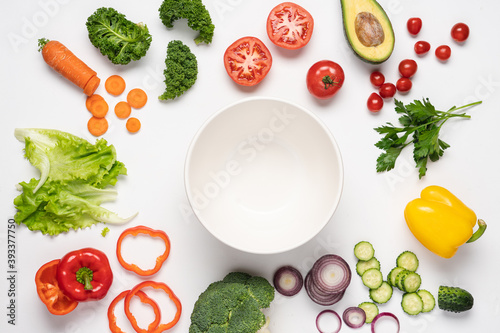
[1,0,499,332]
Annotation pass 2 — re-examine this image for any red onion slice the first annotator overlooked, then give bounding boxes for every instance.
[343,307,366,329]
[371,312,400,333]
[311,254,352,294]
[316,310,342,333]
[305,272,345,306]
[273,265,303,296]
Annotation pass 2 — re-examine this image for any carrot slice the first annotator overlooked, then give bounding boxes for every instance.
[126,117,141,133]
[88,116,108,136]
[89,98,109,118]
[114,101,131,119]
[105,75,126,96]
[86,94,104,112]
[127,88,148,109]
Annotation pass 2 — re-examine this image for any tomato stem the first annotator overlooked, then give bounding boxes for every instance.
[322,75,341,89]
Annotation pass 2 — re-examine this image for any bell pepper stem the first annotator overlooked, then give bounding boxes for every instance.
[466,219,487,243]
[76,267,94,290]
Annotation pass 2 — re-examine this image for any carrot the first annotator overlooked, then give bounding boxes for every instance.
[127,88,148,109]
[126,117,141,133]
[86,94,104,112]
[114,101,132,119]
[89,98,109,118]
[38,38,100,96]
[105,75,126,96]
[88,116,109,136]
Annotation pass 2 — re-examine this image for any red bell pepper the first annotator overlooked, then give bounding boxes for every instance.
[56,247,113,302]
[35,259,78,315]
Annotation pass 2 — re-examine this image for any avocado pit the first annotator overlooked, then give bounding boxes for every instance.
[355,12,385,47]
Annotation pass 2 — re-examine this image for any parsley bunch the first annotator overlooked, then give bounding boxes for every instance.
[375,98,482,178]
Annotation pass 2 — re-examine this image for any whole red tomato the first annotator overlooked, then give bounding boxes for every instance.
[306,60,344,99]
[407,17,422,36]
[398,59,418,78]
[367,93,383,112]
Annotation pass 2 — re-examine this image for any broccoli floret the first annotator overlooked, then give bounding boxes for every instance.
[158,0,215,45]
[190,272,275,333]
[86,7,152,65]
[159,40,198,101]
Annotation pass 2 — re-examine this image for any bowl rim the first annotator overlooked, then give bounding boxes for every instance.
[184,96,344,254]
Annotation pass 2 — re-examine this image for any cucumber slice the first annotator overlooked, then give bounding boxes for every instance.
[356,257,380,276]
[387,267,404,287]
[417,289,436,313]
[354,241,375,261]
[402,272,421,293]
[401,292,424,315]
[369,281,393,304]
[395,269,410,291]
[362,268,383,289]
[358,302,379,324]
[396,251,419,272]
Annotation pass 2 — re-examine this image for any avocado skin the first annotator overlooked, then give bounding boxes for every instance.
[438,286,474,313]
[340,0,395,64]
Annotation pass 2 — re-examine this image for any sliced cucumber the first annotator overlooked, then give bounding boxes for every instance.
[387,267,405,287]
[402,272,421,293]
[358,301,379,324]
[396,251,419,272]
[395,269,410,291]
[354,241,375,261]
[356,257,380,276]
[417,289,436,313]
[369,281,393,304]
[362,268,383,289]
[401,292,424,315]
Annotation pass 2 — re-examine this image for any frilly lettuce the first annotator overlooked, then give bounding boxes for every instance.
[13,128,137,235]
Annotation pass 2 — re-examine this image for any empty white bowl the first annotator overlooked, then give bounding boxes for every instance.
[184,97,343,254]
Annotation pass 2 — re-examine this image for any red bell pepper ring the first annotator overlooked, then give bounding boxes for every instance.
[56,247,113,302]
[116,226,171,276]
[124,281,182,333]
[108,289,161,333]
[35,259,78,315]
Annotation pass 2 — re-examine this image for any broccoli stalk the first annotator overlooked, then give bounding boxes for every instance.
[158,0,215,45]
[159,40,198,101]
[189,272,275,333]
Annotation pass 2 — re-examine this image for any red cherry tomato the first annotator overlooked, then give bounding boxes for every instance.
[407,17,422,36]
[379,83,396,98]
[306,60,345,99]
[396,77,412,92]
[367,93,383,112]
[435,45,451,61]
[398,59,418,78]
[451,23,469,42]
[266,2,314,50]
[223,36,273,86]
[414,41,431,55]
[370,71,385,87]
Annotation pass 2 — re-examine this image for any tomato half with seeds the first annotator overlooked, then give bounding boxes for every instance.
[266,2,314,50]
[223,36,273,86]
[306,60,344,99]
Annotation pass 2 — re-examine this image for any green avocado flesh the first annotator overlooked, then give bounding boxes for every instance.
[340,0,395,64]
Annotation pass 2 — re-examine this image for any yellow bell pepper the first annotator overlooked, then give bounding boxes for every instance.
[404,185,487,259]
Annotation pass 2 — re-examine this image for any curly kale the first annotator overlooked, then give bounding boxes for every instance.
[159,40,198,101]
[86,7,152,65]
[158,0,215,45]
[189,272,275,333]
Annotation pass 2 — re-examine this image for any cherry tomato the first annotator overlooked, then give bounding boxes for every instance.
[451,23,469,42]
[396,77,412,92]
[267,2,314,50]
[398,59,418,78]
[379,83,396,98]
[435,45,451,61]
[306,60,345,99]
[223,36,273,86]
[370,71,385,87]
[407,17,422,36]
[414,41,431,55]
[367,93,383,112]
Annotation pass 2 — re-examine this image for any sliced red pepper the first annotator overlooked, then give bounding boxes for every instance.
[35,259,78,315]
[116,226,171,276]
[124,281,182,333]
[56,247,113,302]
[108,289,161,333]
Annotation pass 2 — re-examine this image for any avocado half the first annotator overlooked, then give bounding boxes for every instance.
[340,0,395,64]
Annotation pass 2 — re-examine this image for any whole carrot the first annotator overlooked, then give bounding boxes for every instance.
[38,38,100,96]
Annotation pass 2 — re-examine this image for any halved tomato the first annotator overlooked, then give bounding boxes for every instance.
[223,36,273,86]
[266,2,314,50]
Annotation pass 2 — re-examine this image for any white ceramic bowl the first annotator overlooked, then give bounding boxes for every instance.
[185,97,343,254]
